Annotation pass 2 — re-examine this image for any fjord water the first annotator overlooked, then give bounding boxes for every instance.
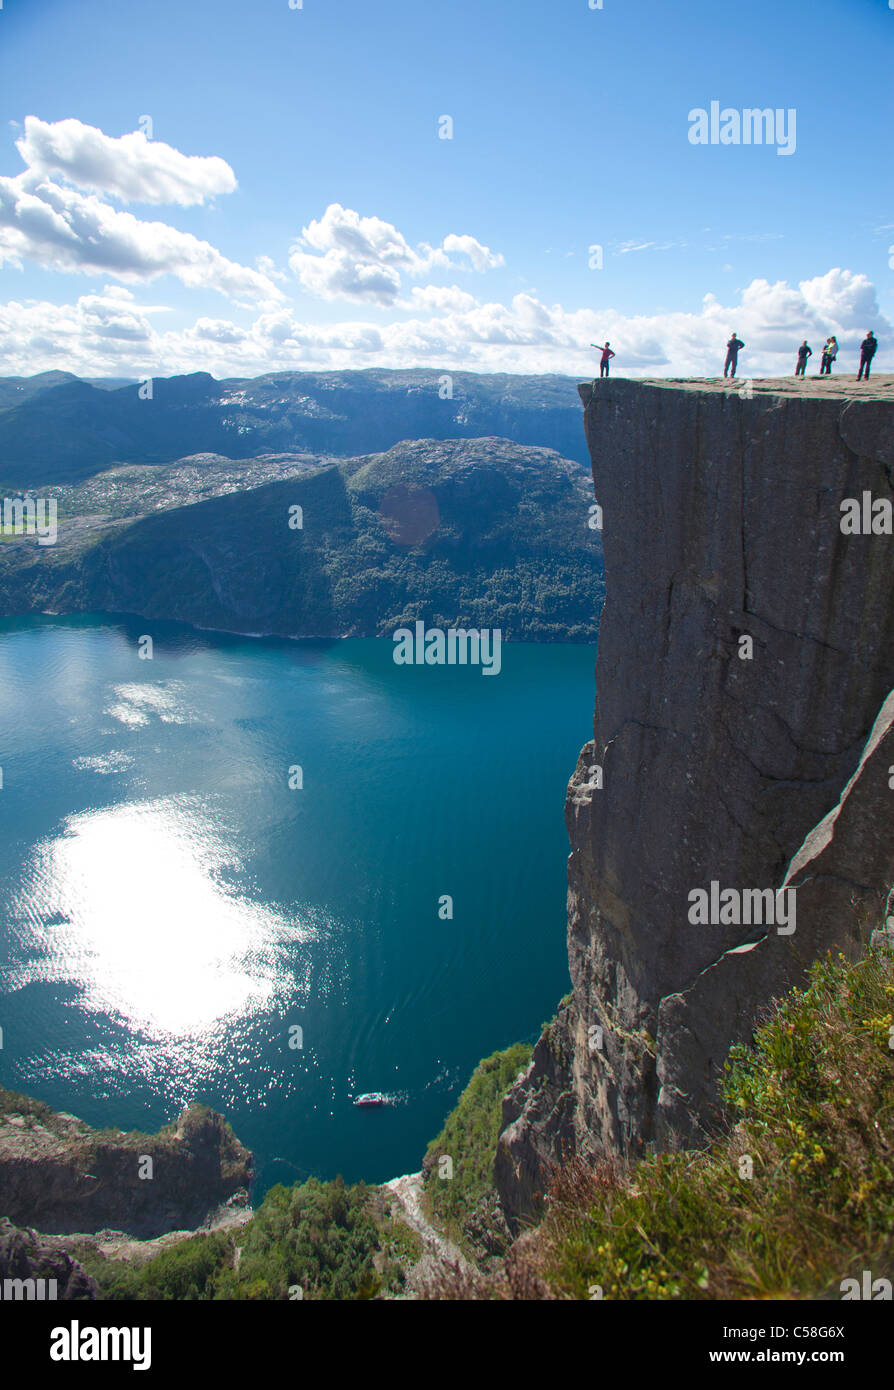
[0,614,595,1194]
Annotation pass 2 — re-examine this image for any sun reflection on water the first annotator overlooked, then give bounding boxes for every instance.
[13,796,313,1037]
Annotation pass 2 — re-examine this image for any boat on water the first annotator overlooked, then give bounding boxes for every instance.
[353,1092,389,1107]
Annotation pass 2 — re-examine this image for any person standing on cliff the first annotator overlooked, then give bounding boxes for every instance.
[821,335,839,374]
[591,342,616,378]
[858,331,878,381]
[795,340,812,376]
[723,333,744,378]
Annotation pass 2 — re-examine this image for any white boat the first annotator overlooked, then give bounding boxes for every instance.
[353,1092,389,1107]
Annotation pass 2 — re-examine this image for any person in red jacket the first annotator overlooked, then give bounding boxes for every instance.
[591,342,616,377]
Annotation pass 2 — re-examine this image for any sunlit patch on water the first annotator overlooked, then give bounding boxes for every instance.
[9,796,319,1037]
[71,751,135,775]
[105,681,195,728]
[0,618,592,1187]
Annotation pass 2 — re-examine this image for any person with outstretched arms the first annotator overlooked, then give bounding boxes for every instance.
[591,342,616,378]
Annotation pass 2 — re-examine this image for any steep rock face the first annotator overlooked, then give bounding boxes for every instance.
[497,376,894,1222]
[0,1098,253,1238]
[656,686,894,1143]
[493,1022,576,1229]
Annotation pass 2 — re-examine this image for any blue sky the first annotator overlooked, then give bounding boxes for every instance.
[0,0,891,378]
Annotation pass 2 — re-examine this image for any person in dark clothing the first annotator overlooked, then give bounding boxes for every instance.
[723,333,744,378]
[795,340,812,376]
[591,342,616,377]
[819,338,831,374]
[858,331,878,381]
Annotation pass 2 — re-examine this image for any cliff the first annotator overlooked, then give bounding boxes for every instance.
[0,1091,252,1238]
[496,375,894,1224]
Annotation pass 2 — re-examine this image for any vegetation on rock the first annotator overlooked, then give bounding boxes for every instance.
[430,944,894,1298]
[421,1042,532,1249]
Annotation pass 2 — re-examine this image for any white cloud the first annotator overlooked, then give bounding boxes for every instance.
[288,247,403,305]
[399,284,479,314]
[0,171,281,303]
[0,287,162,367]
[191,318,248,344]
[0,269,888,381]
[0,117,278,304]
[288,203,504,305]
[298,204,416,267]
[255,254,288,283]
[77,286,154,342]
[441,233,503,272]
[251,308,385,353]
[16,117,237,206]
[799,267,880,330]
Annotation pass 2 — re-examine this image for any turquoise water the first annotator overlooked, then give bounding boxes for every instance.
[0,614,595,1195]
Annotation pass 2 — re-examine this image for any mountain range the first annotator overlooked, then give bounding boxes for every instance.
[0,368,589,486]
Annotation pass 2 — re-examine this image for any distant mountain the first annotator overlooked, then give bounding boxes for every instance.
[80,377,140,391]
[0,369,589,485]
[0,437,602,642]
[0,370,82,413]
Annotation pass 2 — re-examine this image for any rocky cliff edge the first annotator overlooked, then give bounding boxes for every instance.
[496,375,894,1226]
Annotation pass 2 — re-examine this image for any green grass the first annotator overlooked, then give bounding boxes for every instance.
[0,1087,59,1124]
[421,1042,532,1247]
[77,1175,425,1301]
[469,946,894,1299]
[214,1176,382,1300]
[73,1233,232,1302]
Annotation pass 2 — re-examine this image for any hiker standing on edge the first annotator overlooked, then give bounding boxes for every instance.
[723,332,744,378]
[858,331,878,381]
[819,338,831,374]
[591,342,616,378]
[795,340,812,376]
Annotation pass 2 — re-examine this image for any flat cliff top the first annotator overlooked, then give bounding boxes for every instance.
[580,374,894,402]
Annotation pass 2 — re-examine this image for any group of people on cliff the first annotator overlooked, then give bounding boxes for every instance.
[792,332,878,379]
[591,332,879,380]
[721,330,878,380]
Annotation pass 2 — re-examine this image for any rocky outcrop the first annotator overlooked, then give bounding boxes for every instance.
[0,1095,253,1238]
[493,1017,577,1230]
[497,375,894,1224]
[0,1219,97,1299]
